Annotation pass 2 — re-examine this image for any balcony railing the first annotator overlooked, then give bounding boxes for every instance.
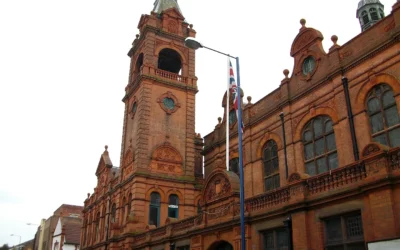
[155,68,188,84]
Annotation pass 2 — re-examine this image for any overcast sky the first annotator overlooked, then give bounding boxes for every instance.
[0,0,396,246]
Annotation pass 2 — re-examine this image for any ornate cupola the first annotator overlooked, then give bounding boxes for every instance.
[357,0,385,31]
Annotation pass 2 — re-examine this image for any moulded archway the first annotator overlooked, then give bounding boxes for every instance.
[354,73,400,114]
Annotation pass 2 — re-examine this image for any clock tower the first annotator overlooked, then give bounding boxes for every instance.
[118,0,203,229]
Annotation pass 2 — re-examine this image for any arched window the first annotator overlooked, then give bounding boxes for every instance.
[229,157,240,176]
[362,11,369,24]
[263,140,279,191]
[135,53,143,73]
[111,203,116,223]
[366,84,400,147]
[127,193,132,217]
[95,212,100,241]
[370,8,379,21]
[303,116,338,176]
[121,197,126,224]
[158,48,182,74]
[149,192,161,227]
[168,194,179,218]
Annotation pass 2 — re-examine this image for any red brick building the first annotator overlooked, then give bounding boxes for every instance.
[81,0,400,249]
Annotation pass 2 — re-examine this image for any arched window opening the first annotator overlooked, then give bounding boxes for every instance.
[229,157,240,176]
[121,197,126,224]
[135,53,143,73]
[168,194,179,218]
[370,8,379,21]
[111,203,116,223]
[366,84,400,147]
[362,11,369,24]
[303,116,338,176]
[263,140,280,191]
[379,9,385,18]
[149,192,161,227]
[95,212,100,241]
[128,193,132,217]
[158,48,182,74]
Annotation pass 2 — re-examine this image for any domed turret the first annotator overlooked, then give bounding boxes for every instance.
[357,0,385,31]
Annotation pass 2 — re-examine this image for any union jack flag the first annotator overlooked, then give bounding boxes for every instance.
[229,60,244,133]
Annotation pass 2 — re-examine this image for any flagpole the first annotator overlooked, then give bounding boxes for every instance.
[236,57,246,250]
[226,57,230,171]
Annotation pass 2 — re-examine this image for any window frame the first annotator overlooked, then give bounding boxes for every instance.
[168,194,179,219]
[111,203,116,223]
[323,211,365,250]
[229,157,240,176]
[149,192,161,227]
[261,227,289,250]
[302,116,338,176]
[366,84,400,147]
[262,140,280,191]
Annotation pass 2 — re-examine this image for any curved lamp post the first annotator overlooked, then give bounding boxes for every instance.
[184,37,246,250]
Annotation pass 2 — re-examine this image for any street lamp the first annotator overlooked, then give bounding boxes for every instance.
[10,234,21,245]
[26,223,39,226]
[184,37,246,250]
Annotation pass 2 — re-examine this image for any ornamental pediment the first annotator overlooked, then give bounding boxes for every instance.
[202,170,240,204]
[149,143,183,175]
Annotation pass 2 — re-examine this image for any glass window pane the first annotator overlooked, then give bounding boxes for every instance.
[304,143,314,160]
[304,130,312,142]
[271,145,278,157]
[150,193,160,205]
[168,207,178,218]
[313,118,323,137]
[325,120,333,133]
[265,177,273,191]
[277,229,288,248]
[367,98,380,113]
[328,153,338,170]
[149,206,159,226]
[325,217,343,242]
[264,161,272,176]
[272,157,279,172]
[384,106,400,127]
[373,134,387,146]
[306,161,316,176]
[315,138,325,156]
[326,133,337,152]
[370,113,384,133]
[264,148,271,161]
[169,195,179,206]
[389,127,400,147]
[263,231,274,250]
[273,174,280,189]
[317,157,328,174]
[346,214,364,238]
[382,90,396,107]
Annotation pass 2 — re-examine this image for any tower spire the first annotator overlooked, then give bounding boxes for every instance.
[357,0,385,31]
[153,0,184,17]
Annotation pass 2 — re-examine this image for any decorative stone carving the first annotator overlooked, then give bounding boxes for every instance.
[204,174,232,203]
[361,142,386,158]
[288,172,301,183]
[149,144,183,174]
[167,20,178,33]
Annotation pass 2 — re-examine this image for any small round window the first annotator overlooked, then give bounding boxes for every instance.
[163,97,175,110]
[302,56,315,75]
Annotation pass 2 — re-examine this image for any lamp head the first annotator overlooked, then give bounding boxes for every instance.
[184,37,203,50]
